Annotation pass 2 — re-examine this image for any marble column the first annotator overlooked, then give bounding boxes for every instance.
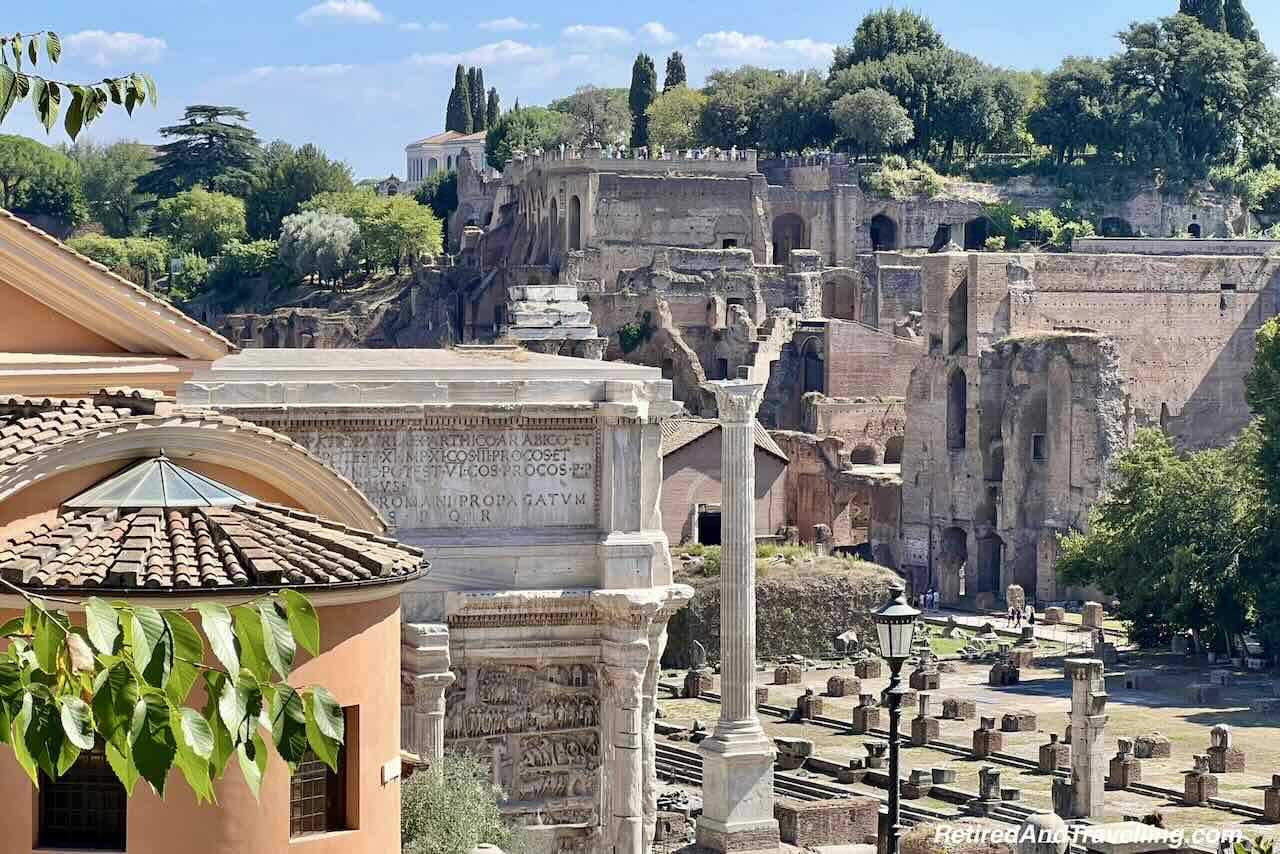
[696,380,780,853]
[1066,658,1107,820]
[401,623,455,773]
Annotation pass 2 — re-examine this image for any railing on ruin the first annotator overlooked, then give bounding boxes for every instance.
[501,145,759,179]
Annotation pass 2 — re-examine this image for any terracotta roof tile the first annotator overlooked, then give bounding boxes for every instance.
[659,417,790,462]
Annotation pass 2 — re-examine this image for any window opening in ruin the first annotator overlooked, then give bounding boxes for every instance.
[1031,433,1047,462]
[771,213,807,264]
[963,217,991,251]
[977,535,1003,594]
[722,239,738,249]
[930,224,952,253]
[661,359,674,380]
[697,507,722,545]
[289,708,353,837]
[850,444,879,465]
[870,214,898,251]
[1100,217,1133,238]
[1221,282,1237,291]
[801,338,824,394]
[716,358,730,380]
[1188,222,1202,238]
[883,435,904,465]
[947,369,967,450]
[568,195,583,250]
[948,278,968,355]
[38,740,126,851]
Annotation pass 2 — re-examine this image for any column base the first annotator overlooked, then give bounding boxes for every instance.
[696,726,779,853]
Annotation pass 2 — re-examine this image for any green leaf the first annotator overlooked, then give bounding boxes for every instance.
[92,664,140,793]
[195,603,238,675]
[236,728,268,799]
[59,697,95,750]
[303,687,343,773]
[231,605,270,681]
[271,685,308,766]
[45,32,60,63]
[11,692,37,785]
[10,35,22,69]
[0,615,21,639]
[24,693,61,780]
[217,672,248,739]
[171,706,216,803]
[200,672,235,777]
[31,609,59,675]
[84,597,119,655]
[258,600,295,679]
[131,692,176,796]
[26,38,36,66]
[161,611,203,706]
[129,605,167,687]
[142,73,157,105]
[104,740,140,795]
[67,630,94,674]
[36,79,59,132]
[278,590,320,657]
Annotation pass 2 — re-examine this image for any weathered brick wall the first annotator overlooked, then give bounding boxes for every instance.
[824,319,924,399]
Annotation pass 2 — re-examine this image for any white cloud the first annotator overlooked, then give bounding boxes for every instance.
[639,22,678,45]
[694,31,834,67]
[561,25,632,51]
[400,21,448,32]
[297,1,385,24]
[246,64,356,80]
[479,17,538,31]
[399,22,422,31]
[411,40,551,66]
[62,30,167,66]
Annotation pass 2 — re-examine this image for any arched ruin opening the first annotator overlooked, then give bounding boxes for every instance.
[870,214,898,251]
[947,369,967,451]
[428,157,439,176]
[1100,216,1133,237]
[849,444,880,465]
[801,337,825,394]
[963,217,991,250]
[822,276,860,321]
[948,278,968,354]
[549,197,559,255]
[977,534,1003,594]
[883,435,904,465]
[1188,221,1202,238]
[568,195,583,250]
[930,223,953,252]
[940,526,969,600]
[771,213,808,265]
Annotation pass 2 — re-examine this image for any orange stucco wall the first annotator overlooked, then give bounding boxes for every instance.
[0,591,403,854]
[0,278,125,354]
[661,433,787,544]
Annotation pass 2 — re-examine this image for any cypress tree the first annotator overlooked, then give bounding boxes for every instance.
[469,67,487,131]
[628,53,657,148]
[486,88,501,129]
[1224,0,1259,41]
[446,64,473,133]
[1199,0,1226,32]
[663,51,687,92]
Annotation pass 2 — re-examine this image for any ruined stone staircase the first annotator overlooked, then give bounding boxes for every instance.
[501,266,605,358]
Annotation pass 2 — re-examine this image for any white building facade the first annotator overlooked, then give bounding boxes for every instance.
[404,130,487,190]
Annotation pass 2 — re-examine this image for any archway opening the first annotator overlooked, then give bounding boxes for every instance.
[822,276,859,321]
[549,197,559,255]
[801,337,824,394]
[1188,222,1202,238]
[870,214,898,251]
[568,195,582,250]
[771,213,807,265]
[849,444,880,465]
[940,526,969,600]
[963,217,991,250]
[883,435,904,465]
[948,278,968,355]
[930,223,953,252]
[947,369,967,451]
[977,534,1003,594]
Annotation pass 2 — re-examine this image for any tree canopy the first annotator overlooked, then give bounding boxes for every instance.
[646,85,707,150]
[832,8,945,73]
[0,134,85,224]
[484,106,577,170]
[628,54,658,148]
[246,141,354,239]
[135,105,261,198]
[154,187,248,258]
[70,140,156,236]
[446,65,473,134]
[549,86,631,148]
[832,88,914,156]
[663,52,687,92]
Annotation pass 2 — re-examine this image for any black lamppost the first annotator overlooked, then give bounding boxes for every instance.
[873,584,920,854]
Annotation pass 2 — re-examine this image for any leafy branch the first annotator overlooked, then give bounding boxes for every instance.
[0,576,340,802]
[0,31,157,139]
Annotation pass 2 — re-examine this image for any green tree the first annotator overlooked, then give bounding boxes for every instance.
[549,86,632,147]
[0,30,157,138]
[761,70,835,155]
[208,238,285,293]
[246,141,354,239]
[70,140,156,236]
[1224,0,1259,42]
[663,51,687,92]
[0,134,85,224]
[154,187,248,257]
[136,105,261,198]
[278,210,360,286]
[700,66,782,150]
[446,65,473,134]
[646,85,708,150]
[364,196,443,273]
[486,88,501,130]
[831,8,944,76]
[401,755,523,854]
[628,53,658,148]
[467,67,487,132]
[414,170,458,223]
[832,88,914,157]
[1027,58,1114,165]
[169,250,209,299]
[67,234,170,287]
[484,106,578,170]
[0,578,344,800]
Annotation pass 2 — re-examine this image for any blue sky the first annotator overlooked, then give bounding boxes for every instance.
[10,1,1280,178]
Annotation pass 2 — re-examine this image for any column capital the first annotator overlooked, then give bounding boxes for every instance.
[711,380,766,424]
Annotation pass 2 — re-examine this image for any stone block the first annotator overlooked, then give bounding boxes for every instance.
[911,716,940,747]
[1265,777,1280,822]
[795,689,826,720]
[1134,734,1171,760]
[989,662,1020,686]
[1044,607,1065,625]
[1038,734,1071,772]
[902,769,933,799]
[881,687,917,709]
[1122,670,1157,691]
[1207,746,1246,774]
[1001,711,1038,733]
[774,737,814,771]
[909,667,941,691]
[863,741,888,770]
[755,686,770,707]
[1006,584,1026,611]
[774,664,802,685]
[1008,648,1035,669]
[1082,602,1105,629]
[973,727,1004,758]
[931,768,958,785]
[850,705,881,735]
[1185,683,1221,705]
[683,669,714,699]
[774,795,879,847]
[853,658,882,679]
[1184,772,1219,806]
[942,697,977,720]
[826,675,860,697]
[1109,755,1142,790]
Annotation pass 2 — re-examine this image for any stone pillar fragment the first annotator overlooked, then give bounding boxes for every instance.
[696,380,779,853]
[1065,658,1107,820]
[401,623,454,771]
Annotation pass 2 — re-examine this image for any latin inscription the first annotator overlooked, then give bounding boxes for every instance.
[298,426,597,529]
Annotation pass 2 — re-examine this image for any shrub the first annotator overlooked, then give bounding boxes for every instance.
[278,211,360,287]
[209,239,287,293]
[984,236,1007,250]
[860,158,944,200]
[68,235,172,288]
[617,311,653,354]
[154,188,248,257]
[401,755,522,854]
[169,252,210,300]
